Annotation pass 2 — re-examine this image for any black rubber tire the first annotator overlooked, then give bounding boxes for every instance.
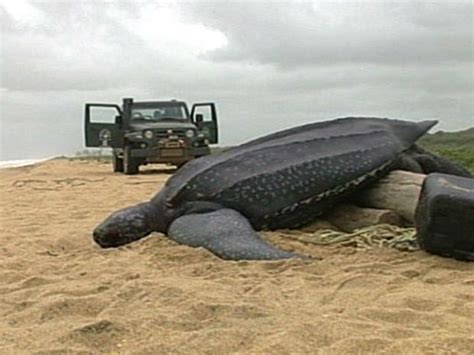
[415,173,474,261]
[112,153,124,173]
[123,146,139,175]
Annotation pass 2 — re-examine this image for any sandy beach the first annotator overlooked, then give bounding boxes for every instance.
[1,158,473,354]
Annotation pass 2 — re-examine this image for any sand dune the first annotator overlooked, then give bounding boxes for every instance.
[1,158,473,354]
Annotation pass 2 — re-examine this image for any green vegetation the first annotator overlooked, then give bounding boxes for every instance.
[419,127,474,173]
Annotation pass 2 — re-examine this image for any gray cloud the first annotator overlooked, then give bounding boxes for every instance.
[0,1,472,160]
[186,1,473,67]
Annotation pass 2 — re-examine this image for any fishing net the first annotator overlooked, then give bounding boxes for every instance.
[279,224,419,252]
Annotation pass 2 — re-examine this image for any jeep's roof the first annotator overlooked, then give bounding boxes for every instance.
[130,100,187,108]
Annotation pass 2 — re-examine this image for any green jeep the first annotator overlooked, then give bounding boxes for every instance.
[84,98,218,174]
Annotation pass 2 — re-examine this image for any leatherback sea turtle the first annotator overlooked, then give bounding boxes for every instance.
[93,117,471,260]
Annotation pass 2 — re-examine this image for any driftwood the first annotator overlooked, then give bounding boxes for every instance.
[300,219,340,233]
[326,204,404,232]
[313,170,426,232]
[353,170,426,224]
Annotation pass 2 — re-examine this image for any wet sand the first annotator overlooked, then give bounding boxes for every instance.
[1,159,473,354]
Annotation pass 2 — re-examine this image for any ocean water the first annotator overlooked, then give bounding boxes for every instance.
[0,158,52,169]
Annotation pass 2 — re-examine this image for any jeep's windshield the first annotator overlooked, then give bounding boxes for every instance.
[130,104,188,122]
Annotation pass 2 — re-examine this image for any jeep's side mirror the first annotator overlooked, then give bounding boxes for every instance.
[115,115,122,126]
[195,114,204,124]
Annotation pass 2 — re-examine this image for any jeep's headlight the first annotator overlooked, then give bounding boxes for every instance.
[185,129,195,138]
[144,130,154,139]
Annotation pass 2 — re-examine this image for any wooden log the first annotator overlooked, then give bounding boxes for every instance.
[300,219,340,233]
[325,204,404,232]
[302,171,425,231]
[353,170,426,224]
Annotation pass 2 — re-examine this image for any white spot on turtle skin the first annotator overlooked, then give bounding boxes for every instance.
[269,160,393,221]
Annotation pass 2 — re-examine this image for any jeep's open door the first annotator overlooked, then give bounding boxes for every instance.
[191,103,218,144]
[84,103,123,147]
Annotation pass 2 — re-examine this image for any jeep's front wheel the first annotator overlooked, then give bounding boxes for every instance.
[112,153,124,172]
[123,146,139,175]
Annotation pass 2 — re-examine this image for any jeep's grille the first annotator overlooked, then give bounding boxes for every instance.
[155,130,186,139]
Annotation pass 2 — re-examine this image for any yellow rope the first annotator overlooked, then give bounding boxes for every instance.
[280,224,419,251]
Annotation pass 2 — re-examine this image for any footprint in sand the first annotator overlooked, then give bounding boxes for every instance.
[403,296,440,312]
[332,337,392,354]
[39,296,108,322]
[400,269,420,279]
[447,293,474,318]
[157,286,188,306]
[0,276,57,295]
[360,308,441,330]
[417,337,474,354]
[65,319,127,351]
[12,177,105,191]
[2,300,37,318]
[180,302,269,325]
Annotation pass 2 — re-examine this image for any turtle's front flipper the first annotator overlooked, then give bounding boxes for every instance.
[168,209,301,260]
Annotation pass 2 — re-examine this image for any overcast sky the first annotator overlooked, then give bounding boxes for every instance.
[1,0,473,160]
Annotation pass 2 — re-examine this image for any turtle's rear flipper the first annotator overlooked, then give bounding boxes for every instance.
[168,209,301,260]
[397,145,472,178]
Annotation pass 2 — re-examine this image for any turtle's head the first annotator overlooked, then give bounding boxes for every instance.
[93,202,154,248]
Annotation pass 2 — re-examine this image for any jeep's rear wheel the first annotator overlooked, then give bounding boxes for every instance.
[123,146,139,175]
[112,153,124,172]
